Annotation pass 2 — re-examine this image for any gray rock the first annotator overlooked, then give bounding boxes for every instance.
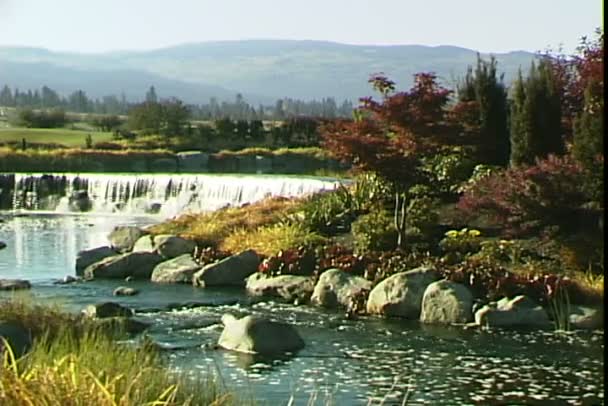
[132,235,155,253]
[366,266,440,318]
[0,279,31,291]
[132,234,195,259]
[568,305,604,330]
[151,254,202,284]
[310,268,371,309]
[82,302,134,318]
[0,321,31,358]
[113,286,140,296]
[83,252,163,280]
[218,314,304,354]
[474,296,551,328]
[75,246,118,275]
[108,226,147,253]
[154,235,196,259]
[420,280,474,324]
[54,275,81,285]
[246,273,314,303]
[193,249,259,287]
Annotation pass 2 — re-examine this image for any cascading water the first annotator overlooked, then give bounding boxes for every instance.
[1,173,344,217]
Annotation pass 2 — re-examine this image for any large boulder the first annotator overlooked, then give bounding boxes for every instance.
[568,305,604,330]
[132,234,195,259]
[366,266,440,318]
[82,302,134,318]
[153,235,196,258]
[218,314,305,354]
[83,252,163,280]
[0,321,31,358]
[151,254,202,284]
[310,268,371,309]
[474,296,551,328]
[132,235,155,252]
[193,250,259,287]
[0,279,31,291]
[75,246,118,275]
[420,280,473,324]
[246,273,314,303]
[108,226,147,253]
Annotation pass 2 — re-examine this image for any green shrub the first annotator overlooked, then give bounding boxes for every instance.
[422,150,476,195]
[405,184,440,241]
[351,208,397,254]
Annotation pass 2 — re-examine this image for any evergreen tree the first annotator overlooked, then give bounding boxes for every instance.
[509,59,564,166]
[0,85,13,106]
[458,55,510,165]
[145,86,158,103]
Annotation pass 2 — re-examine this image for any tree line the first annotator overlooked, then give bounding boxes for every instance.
[0,84,354,120]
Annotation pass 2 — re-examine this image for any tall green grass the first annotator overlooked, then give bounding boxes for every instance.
[0,299,237,405]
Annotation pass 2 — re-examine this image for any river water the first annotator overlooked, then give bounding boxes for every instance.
[0,212,604,404]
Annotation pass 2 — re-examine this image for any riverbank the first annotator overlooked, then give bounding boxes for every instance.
[0,146,346,174]
[0,212,604,404]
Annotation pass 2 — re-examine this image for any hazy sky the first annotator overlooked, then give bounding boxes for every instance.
[0,0,602,54]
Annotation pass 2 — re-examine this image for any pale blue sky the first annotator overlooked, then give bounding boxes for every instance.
[0,0,602,53]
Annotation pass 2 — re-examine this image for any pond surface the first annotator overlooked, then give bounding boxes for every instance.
[0,214,604,405]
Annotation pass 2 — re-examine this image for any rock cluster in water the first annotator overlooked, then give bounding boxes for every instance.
[70,225,604,354]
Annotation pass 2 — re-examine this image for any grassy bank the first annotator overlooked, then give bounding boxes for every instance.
[0,127,114,148]
[0,299,236,405]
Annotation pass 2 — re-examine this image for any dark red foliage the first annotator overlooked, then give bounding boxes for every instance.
[321,72,460,188]
[543,29,604,139]
[458,154,587,237]
[258,247,316,277]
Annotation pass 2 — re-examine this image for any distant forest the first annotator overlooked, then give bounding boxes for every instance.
[0,84,354,120]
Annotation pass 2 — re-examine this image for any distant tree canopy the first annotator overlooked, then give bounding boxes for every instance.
[127,98,190,136]
[0,84,354,120]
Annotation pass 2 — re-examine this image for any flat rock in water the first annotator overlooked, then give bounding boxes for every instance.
[218,314,305,355]
[568,305,604,330]
[113,286,140,296]
[82,302,134,318]
[75,246,118,275]
[193,249,259,287]
[151,254,201,284]
[474,295,551,328]
[83,252,163,280]
[0,279,31,291]
[246,273,315,303]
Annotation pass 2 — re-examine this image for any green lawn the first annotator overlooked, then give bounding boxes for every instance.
[0,127,114,147]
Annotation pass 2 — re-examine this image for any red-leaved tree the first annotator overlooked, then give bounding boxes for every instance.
[322,73,458,248]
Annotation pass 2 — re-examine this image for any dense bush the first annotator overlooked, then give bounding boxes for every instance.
[458,154,589,237]
[422,149,476,195]
[15,108,67,128]
[351,208,397,254]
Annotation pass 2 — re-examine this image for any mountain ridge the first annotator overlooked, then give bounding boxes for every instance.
[0,40,537,104]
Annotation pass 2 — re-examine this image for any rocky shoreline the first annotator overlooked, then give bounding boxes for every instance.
[2,223,603,358]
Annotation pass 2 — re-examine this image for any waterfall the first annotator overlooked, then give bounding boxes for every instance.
[2,173,344,217]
